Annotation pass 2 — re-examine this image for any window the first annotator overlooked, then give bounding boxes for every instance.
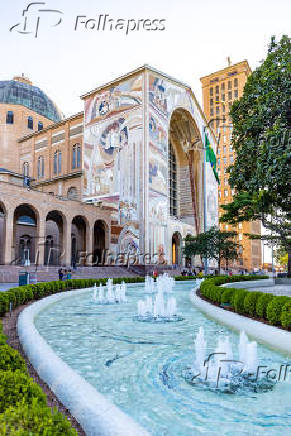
[6,111,14,124]
[27,116,33,129]
[23,162,29,177]
[221,93,225,102]
[215,85,219,94]
[53,150,62,175]
[217,158,221,166]
[217,148,220,155]
[210,98,213,106]
[239,223,243,229]
[230,155,234,163]
[221,83,225,91]
[223,137,226,145]
[168,142,177,216]
[234,90,238,98]
[224,178,228,185]
[224,157,227,165]
[210,87,213,96]
[228,81,232,90]
[37,156,44,178]
[38,121,43,131]
[72,144,81,169]
[239,234,243,241]
[222,104,225,113]
[234,78,238,87]
[216,106,219,115]
[210,108,214,116]
[229,145,233,153]
[67,187,78,200]
[224,189,228,197]
[228,91,232,100]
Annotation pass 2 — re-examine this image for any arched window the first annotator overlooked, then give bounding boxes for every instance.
[168,142,177,216]
[37,156,44,178]
[72,144,81,169]
[23,162,29,177]
[27,116,33,129]
[53,150,62,174]
[6,111,14,124]
[38,121,43,131]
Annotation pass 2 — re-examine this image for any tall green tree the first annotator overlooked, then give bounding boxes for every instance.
[220,35,291,276]
[184,227,239,273]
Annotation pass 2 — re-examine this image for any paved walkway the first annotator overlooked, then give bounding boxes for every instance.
[249,285,291,297]
[0,283,18,292]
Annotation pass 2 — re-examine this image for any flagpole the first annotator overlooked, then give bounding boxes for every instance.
[203,127,208,276]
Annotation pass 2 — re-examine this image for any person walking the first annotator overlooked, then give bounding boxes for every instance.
[58,268,63,281]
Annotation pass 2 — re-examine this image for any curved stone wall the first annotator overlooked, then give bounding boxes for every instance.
[17,289,150,436]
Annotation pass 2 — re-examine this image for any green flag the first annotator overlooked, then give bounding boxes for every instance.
[205,133,220,184]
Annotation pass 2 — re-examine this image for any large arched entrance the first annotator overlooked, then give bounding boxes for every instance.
[13,204,38,265]
[45,210,65,265]
[0,203,6,264]
[169,108,203,234]
[93,220,107,265]
[71,216,87,266]
[172,232,182,265]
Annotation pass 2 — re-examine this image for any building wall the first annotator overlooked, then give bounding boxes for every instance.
[82,67,218,264]
[0,104,52,173]
[201,61,262,271]
[18,113,84,201]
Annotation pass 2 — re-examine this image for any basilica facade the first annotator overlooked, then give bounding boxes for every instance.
[0,66,218,269]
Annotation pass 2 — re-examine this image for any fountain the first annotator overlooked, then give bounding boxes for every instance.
[184,327,275,393]
[144,273,175,294]
[136,275,182,322]
[93,280,127,304]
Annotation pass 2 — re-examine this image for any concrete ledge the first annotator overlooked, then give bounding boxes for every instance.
[190,291,291,356]
[17,288,150,436]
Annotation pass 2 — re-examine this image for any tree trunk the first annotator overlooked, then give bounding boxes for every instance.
[218,255,221,275]
[226,257,229,272]
[288,247,291,278]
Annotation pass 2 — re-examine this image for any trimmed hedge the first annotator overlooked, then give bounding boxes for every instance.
[266,296,290,325]
[256,293,274,319]
[199,275,291,329]
[0,345,27,373]
[244,291,263,316]
[0,400,77,436]
[281,302,291,328]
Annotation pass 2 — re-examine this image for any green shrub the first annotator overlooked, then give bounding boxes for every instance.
[0,322,7,345]
[233,289,248,314]
[256,293,274,319]
[220,288,236,305]
[281,301,291,328]
[0,400,77,436]
[0,345,27,373]
[244,292,263,316]
[266,296,290,325]
[0,370,46,413]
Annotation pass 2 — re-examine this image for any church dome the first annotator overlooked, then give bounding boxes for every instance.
[0,75,63,122]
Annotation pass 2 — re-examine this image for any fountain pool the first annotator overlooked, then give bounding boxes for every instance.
[34,281,291,436]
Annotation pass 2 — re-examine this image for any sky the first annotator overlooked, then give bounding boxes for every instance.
[1,0,290,116]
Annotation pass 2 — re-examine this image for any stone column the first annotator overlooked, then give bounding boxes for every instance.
[85,221,94,266]
[62,217,71,267]
[36,214,46,266]
[4,207,14,265]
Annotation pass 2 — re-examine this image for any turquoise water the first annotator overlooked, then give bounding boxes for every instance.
[35,282,291,435]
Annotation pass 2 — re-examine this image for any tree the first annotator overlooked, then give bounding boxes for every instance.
[184,227,239,273]
[220,35,291,276]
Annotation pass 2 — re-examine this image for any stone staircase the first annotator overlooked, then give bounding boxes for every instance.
[0,265,139,283]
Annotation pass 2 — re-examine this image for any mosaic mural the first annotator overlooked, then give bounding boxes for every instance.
[83,68,218,262]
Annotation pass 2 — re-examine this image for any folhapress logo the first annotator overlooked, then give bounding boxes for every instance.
[10,2,166,38]
[10,2,63,38]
